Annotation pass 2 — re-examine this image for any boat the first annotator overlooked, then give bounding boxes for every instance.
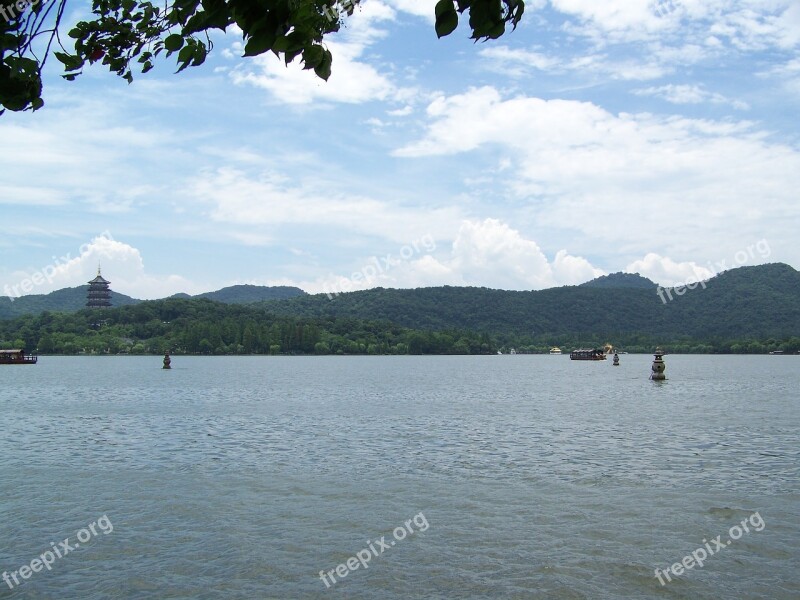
[549,347,562,355]
[569,348,607,361]
[769,350,784,355]
[0,349,38,365]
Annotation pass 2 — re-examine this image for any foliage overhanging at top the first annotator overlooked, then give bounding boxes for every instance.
[0,0,525,113]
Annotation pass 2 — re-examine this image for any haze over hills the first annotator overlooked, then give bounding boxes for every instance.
[1,264,798,355]
[257,263,800,340]
[0,288,139,319]
[1,264,798,345]
[0,284,306,320]
[0,273,658,319]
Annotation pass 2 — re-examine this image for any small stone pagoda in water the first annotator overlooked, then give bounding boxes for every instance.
[86,267,112,308]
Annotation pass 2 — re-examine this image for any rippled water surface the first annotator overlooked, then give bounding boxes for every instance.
[1,355,798,599]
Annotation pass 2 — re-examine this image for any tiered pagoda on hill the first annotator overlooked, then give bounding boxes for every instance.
[86,268,112,308]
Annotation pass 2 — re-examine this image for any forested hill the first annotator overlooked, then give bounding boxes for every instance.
[195,285,305,303]
[0,287,139,319]
[579,272,657,289]
[0,284,305,319]
[0,264,798,355]
[260,263,800,340]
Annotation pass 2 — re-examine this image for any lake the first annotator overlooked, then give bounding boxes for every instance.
[1,355,798,599]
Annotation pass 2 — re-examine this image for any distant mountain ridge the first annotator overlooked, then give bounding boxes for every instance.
[0,284,306,320]
[0,287,139,319]
[580,272,657,289]
[255,263,800,340]
[1,263,798,354]
[196,285,305,303]
[2,265,799,343]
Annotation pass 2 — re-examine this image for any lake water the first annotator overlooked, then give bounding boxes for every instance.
[1,355,798,599]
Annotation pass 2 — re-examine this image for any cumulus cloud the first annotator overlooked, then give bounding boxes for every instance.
[274,219,606,294]
[1,234,200,300]
[550,0,800,50]
[393,86,800,264]
[624,253,713,287]
[229,0,405,105]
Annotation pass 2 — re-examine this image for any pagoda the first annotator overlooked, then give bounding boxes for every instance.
[86,267,112,308]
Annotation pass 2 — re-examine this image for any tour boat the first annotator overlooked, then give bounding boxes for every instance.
[569,348,607,361]
[549,347,562,355]
[0,349,38,364]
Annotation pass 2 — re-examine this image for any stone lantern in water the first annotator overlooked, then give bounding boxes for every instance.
[650,347,666,380]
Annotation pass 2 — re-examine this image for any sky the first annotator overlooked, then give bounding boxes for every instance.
[1,0,799,300]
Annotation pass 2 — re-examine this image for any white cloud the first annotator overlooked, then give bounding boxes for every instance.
[479,46,561,75]
[191,167,463,245]
[550,0,800,51]
[1,235,200,300]
[229,0,402,105]
[384,0,434,21]
[624,253,713,286]
[276,219,605,293]
[393,86,800,266]
[634,84,749,109]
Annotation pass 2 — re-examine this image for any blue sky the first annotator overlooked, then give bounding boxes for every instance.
[1,0,799,299]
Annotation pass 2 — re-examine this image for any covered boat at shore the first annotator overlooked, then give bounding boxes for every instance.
[0,349,38,364]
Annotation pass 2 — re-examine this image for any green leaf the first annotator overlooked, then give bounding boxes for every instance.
[302,44,324,70]
[164,34,185,51]
[435,4,459,38]
[486,21,505,39]
[435,0,455,18]
[192,44,207,66]
[314,49,332,80]
[436,12,459,37]
[175,44,195,72]
[54,52,84,71]
[243,31,276,57]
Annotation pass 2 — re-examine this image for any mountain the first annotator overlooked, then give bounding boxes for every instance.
[195,285,305,303]
[2,264,798,345]
[0,287,139,320]
[257,263,800,340]
[1,284,305,320]
[1,263,798,355]
[580,272,658,289]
